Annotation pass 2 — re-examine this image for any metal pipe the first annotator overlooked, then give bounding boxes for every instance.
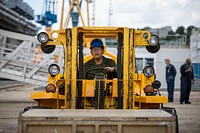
[59,0,65,31]
[75,0,85,26]
[86,0,90,26]
[63,0,75,28]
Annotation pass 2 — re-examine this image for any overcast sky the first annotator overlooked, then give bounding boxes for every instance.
[24,0,200,31]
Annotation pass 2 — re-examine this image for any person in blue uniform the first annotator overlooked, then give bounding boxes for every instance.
[165,58,177,102]
[180,58,194,104]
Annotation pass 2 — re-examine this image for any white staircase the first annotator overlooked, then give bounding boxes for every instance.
[0,30,63,86]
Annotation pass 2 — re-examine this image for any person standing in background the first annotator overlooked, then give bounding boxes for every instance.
[165,58,177,102]
[180,58,194,104]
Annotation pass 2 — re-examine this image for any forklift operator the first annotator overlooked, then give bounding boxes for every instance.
[83,39,117,79]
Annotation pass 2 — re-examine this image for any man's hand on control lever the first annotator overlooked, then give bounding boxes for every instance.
[105,67,115,72]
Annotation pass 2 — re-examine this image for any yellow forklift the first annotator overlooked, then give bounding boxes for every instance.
[18,27,178,133]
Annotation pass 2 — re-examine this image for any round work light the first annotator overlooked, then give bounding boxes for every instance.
[148,35,159,46]
[48,64,60,77]
[37,32,49,44]
[143,66,155,78]
[144,85,155,96]
[46,84,56,93]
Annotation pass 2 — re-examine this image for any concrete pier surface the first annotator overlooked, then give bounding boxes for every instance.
[0,81,199,133]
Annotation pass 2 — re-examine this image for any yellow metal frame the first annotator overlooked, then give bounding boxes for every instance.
[32,26,168,109]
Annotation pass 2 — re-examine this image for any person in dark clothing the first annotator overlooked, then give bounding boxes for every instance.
[180,58,194,104]
[84,39,117,79]
[165,58,177,102]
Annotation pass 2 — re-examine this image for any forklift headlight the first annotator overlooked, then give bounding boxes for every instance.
[37,32,49,44]
[143,66,155,78]
[144,85,155,96]
[48,64,60,77]
[46,84,56,93]
[148,35,159,46]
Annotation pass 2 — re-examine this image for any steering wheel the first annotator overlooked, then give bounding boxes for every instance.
[85,67,108,79]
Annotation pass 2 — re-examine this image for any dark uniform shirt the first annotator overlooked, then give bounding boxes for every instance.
[166,64,176,83]
[180,64,194,80]
[84,56,117,79]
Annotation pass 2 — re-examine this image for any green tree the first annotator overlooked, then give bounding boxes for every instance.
[142,26,151,30]
[168,30,174,35]
[144,26,151,29]
[187,25,197,35]
[175,26,185,35]
[186,25,197,46]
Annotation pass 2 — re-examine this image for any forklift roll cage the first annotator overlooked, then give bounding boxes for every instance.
[32,27,166,110]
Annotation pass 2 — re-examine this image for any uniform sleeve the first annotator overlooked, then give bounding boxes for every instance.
[172,65,177,78]
[180,64,186,75]
[83,62,89,79]
[109,59,117,78]
[109,59,117,67]
[191,66,194,80]
[165,66,167,80]
[109,59,117,71]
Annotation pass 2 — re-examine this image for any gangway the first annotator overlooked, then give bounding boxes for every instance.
[0,29,63,86]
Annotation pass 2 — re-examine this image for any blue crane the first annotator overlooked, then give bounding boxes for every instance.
[35,0,57,33]
[70,0,82,27]
[35,0,88,32]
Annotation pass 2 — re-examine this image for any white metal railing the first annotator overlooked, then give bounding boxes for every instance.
[0,29,63,86]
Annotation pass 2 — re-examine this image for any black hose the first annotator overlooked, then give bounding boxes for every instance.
[162,107,179,133]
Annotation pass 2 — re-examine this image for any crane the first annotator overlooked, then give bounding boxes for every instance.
[69,0,82,27]
[35,0,93,32]
[62,0,91,28]
[34,0,57,64]
[35,0,57,34]
[34,0,93,64]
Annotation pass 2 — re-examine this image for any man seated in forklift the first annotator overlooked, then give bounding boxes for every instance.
[83,39,117,79]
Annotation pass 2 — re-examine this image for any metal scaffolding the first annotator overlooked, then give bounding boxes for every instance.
[0,29,63,86]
